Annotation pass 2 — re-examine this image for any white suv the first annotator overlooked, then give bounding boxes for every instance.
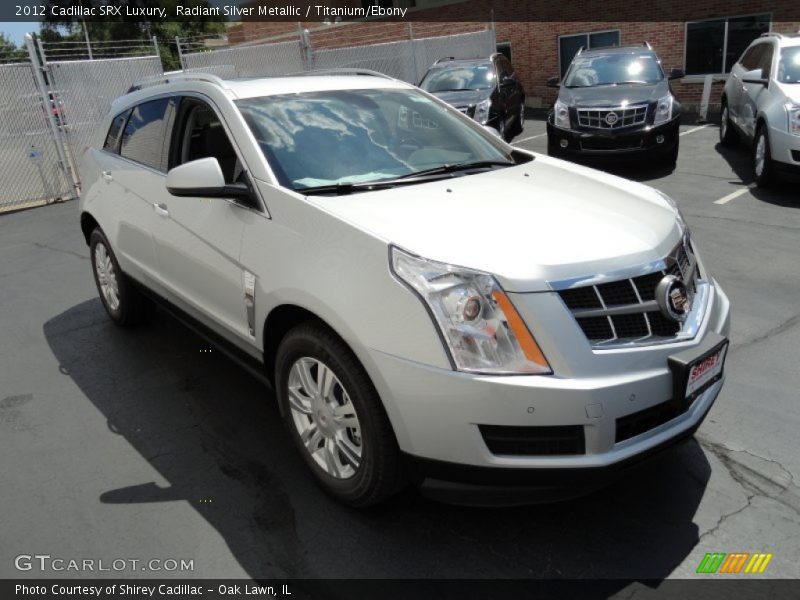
[720,32,800,186]
[79,71,730,506]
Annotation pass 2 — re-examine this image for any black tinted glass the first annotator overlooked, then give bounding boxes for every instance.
[103,110,130,154]
[686,20,725,75]
[120,98,170,170]
[725,15,771,72]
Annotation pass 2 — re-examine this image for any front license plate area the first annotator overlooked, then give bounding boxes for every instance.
[668,332,729,407]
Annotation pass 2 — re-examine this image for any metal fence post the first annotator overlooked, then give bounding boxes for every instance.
[175,36,184,70]
[409,22,419,85]
[25,33,79,199]
[152,35,159,59]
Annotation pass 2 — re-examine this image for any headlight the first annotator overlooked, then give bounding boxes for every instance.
[554,99,570,129]
[653,94,674,125]
[786,103,800,136]
[391,247,551,375]
[474,98,491,125]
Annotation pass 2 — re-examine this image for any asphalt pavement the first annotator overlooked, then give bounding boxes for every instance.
[1,120,798,583]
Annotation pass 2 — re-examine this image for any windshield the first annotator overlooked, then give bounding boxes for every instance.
[236,88,513,191]
[778,47,800,84]
[419,64,496,92]
[564,53,664,88]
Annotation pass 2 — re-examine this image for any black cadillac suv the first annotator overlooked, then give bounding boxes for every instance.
[546,44,684,166]
[419,54,526,142]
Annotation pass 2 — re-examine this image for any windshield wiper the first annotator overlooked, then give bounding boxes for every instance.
[390,160,516,181]
[298,161,516,196]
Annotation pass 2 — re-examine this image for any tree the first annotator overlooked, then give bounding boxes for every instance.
[0,32,26,62]
[41,0,225,70]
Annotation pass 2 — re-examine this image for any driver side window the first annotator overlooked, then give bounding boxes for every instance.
[169,98,245,185]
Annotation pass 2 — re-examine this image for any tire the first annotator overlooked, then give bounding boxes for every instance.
[275,322,402,507]
[509,100,525,138]
[753,124,775,187]
[719,102,738,147]
[89,228,151,326]
[664,138,679,169]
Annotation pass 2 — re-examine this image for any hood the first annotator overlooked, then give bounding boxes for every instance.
[429,88,491,108]
[559,81,668,107]
[307,155,683,292]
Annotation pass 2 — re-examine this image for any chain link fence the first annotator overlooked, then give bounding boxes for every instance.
[0,47,71,212]
[177,23,496,84]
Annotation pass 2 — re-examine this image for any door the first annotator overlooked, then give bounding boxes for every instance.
[150,96,253,343]
[742,43,774,138]
[728,44,763,129]
[101,101,169,285]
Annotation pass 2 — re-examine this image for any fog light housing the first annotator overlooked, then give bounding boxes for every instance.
[559,139,568,149]
[656,134,665,144]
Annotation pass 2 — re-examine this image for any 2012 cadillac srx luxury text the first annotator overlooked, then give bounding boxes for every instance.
[79,70,730,506]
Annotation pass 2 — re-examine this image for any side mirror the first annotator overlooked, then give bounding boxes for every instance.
[742,68,768,86]
[500,76,515,88]
[668,68,685,80]
[166,157,251,200]
[483,125,502,138]
[546,76,560,88]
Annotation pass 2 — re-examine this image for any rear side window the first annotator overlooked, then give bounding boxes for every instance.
[103,110,130,154]
[740,44,764,71]
[120,98,170,171]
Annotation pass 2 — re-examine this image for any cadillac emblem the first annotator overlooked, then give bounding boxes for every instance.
[605,112,619,125]
[655,275,690,322]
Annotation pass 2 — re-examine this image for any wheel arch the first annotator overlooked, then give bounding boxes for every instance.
[261,302,408,450]
[80,212,100,245]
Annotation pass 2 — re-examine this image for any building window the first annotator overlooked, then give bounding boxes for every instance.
[496,42,512,62]
[558,30,620,78]
[685,14,771,75]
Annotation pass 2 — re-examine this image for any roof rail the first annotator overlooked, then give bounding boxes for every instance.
[760,32,783,38]
[576,46,584,56]
[127,71,229,93]
[643,41,653,49]
[434,56,455,64]
[292,68,397,80]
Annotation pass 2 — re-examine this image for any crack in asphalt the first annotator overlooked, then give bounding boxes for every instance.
[697,438,800,543]
[690,213,800,232]
[731,313,800,351]
[31,241,89,261]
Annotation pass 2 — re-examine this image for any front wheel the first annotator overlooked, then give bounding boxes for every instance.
[753,125,775,187]
[719,103,738,147]
[275,322,402,506]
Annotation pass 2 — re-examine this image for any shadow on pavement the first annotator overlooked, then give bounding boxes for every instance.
[45,299,712,585]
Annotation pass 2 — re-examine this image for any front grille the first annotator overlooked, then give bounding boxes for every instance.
[577,104,648,129]
[558,238,699,346]
[479,424,585,456]
[581,136,643,151]
[616,397,696,443]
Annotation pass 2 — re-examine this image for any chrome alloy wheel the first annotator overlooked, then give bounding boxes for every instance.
[754,133,766,177]
[720,106,728,139]
[94,243,120,311]
[287,357,362,479]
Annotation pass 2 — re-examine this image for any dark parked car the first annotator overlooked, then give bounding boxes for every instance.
[419,54,525,141]
[546,44,684,166]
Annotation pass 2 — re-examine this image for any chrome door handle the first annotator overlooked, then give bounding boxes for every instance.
[101,170,113,182]
[153,202,169,217]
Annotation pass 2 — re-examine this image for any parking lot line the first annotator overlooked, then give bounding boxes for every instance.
[680,124,711,137]
[512,132,547,144]
[714,184,755,205]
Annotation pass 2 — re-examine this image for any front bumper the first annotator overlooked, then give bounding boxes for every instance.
[769,124,800,175]
[364,279,730,496]
[547,117,680,158]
